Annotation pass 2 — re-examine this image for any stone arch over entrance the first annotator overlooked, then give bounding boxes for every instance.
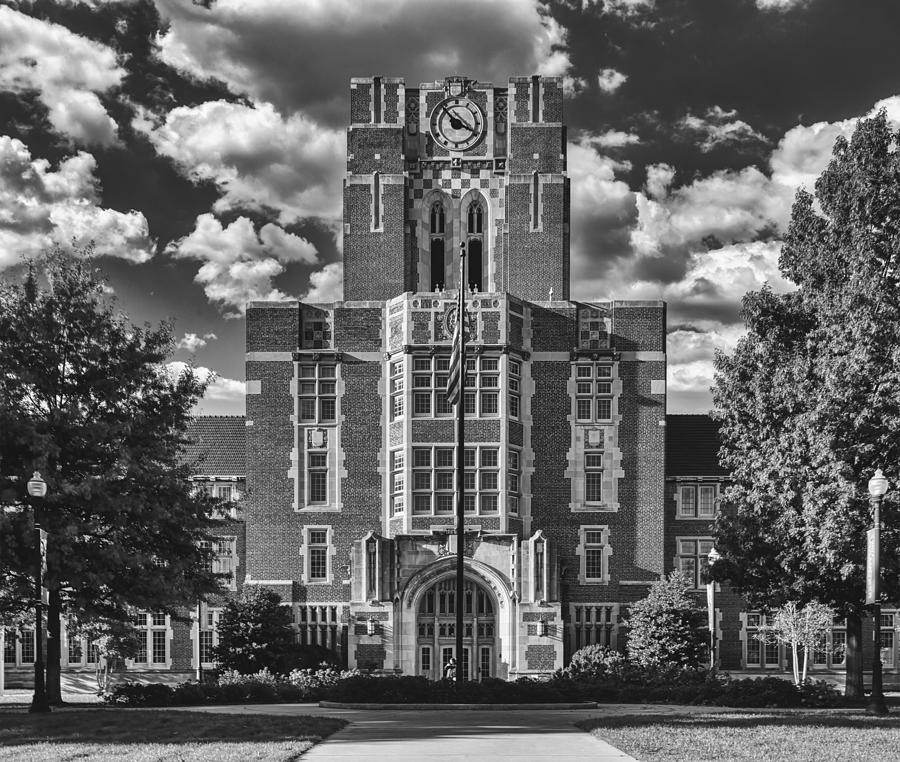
[396,557,514,680]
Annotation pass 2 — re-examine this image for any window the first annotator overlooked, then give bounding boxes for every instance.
[20,629,35,664]
[67,625,83,664]
[421,645,432,676]
[455,356,499,418]
[304,527,331,583]
[745,613,781,668]
[3,630,16,664]
[308,529,329,581]
[430,202,446,291]
[466,201,484,292]
[199,609,220,665]
[307,452,328,505]
[411,356,452,418]
[585,448,603,503]
[676,537,715,589]
[880,612,896,668]
[213,537,237,590]
[390,450,405,515]
[298,363,337,424]
[508,358,521,419]
[574,364,614,422]
[678,484,717,518]
[409,445,498,515]
[390,358,405,420]
[132,612,168,666]
[508,449,521,514]
[578,526,610,583]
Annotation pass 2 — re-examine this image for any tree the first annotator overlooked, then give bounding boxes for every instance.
[0,249,222,703]
[712,112,900,699]
[212,587,297,674]
[624,572,707,671]
[756,602,836,686]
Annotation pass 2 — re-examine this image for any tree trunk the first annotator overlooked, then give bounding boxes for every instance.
[46,588,63,705]
[844,611,864,699]
[791,641,800,686]
[801,646,809,685]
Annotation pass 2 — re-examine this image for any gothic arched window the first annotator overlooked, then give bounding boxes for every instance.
[430,201,446,291]
[467,202,483,235]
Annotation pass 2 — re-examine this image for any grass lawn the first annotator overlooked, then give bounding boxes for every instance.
[0,708,346,762]
[580,712,900,762]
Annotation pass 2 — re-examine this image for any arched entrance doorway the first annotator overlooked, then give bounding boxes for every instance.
[416,577,496,680]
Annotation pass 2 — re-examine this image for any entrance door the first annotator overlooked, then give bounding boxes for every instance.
[417,577,496,680]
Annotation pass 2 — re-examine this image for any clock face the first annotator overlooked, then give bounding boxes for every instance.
[429,97,485,151]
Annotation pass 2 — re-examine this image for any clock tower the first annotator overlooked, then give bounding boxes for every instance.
[343,75,569,302]
[245,74,667,681]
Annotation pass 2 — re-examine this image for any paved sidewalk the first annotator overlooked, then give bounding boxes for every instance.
[171,704,636,760]
[301,708,636,761]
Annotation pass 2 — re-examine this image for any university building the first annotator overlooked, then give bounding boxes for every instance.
[3,75,898,687]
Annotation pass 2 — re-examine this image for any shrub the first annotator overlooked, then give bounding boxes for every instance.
[104,681,174,707]
[212,588,298,674]
[562,645,630,681]
[624,572,707,671]
[171,681,208,705]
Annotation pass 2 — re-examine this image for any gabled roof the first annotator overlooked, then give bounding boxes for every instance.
[666,414,728,478]
[182,416,246,477]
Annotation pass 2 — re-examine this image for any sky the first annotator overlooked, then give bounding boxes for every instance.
[2,0,900,416]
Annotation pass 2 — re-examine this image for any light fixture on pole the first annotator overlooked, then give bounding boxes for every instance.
[706,547,721,670]
[866,468,889,715]
[25,471,50,714]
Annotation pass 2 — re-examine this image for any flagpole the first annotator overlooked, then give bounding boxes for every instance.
[455,241,466,688]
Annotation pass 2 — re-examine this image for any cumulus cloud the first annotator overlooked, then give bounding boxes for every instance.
[166,214,317,315]
[135,100,345,226]
[679,106,767,152]
[755,0,812,11]
[0,6,122,145]
[582,130,641,149]
[166,361,245,414]
[177,332,218,352]
[304,262,344,303]
[155,0,576,126]
[0,136,153,269]
[597,68,628,93]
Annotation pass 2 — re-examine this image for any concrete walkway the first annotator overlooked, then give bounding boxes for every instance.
[174,704,636,760]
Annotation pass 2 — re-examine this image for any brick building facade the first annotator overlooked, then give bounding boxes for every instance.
[242,75,668,679]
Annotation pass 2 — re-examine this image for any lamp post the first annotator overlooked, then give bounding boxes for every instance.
[706,547,721,670]
[866,468,889,715]
[26,471,50,714]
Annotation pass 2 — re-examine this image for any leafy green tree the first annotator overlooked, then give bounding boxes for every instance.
[0,249,221,703]
[624,572,707,671]
[212,587,297,674]
[712,112,900,699]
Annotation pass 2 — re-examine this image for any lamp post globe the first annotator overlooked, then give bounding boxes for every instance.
[868,469,888,498]
[27,471,47,498]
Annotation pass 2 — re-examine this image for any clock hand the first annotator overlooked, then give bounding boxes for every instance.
[451,110,475,132]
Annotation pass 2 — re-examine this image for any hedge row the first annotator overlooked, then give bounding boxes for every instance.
[104,669,844,708]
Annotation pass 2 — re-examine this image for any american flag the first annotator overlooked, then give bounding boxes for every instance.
[446,285,465,406]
